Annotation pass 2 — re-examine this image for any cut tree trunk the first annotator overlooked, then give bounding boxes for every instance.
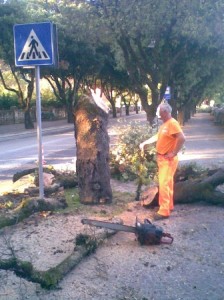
[74,94,112,204]
[141,168,224,207]
[174,168,224,205]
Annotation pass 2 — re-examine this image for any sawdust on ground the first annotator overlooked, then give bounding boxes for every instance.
[0,175,224,300]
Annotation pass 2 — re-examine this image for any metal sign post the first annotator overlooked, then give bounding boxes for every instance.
[35,65,44,198]
[14,22,58,198]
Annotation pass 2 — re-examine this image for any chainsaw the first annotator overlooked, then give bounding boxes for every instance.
[81,218,173,245]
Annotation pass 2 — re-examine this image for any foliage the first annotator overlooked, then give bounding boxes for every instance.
[196,105,212,113]
[1,0,224,125]
[110,121,158,184]
[0,93,18,109]
[41,88,63,108]
[75,234,98,256]
[0,1,36,128]
[87,0,224,121]
[178,161,208,175]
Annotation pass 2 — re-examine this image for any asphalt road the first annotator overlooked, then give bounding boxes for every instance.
[0,112,147,193]
[178,112,224,168]
[1,111,224,194]
[0,127,76,181]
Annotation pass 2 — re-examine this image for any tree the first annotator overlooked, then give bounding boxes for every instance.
[97,45,131,118]
[0,1,36,129]
[42,39,100,123]
[170,43,224,123]
[142,167,224,207]
[0,65,35,129]
[88,0,224,123]
[74,91,112,204]
[25,0,110,122]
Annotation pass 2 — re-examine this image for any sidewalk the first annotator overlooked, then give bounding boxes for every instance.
[179,112,224,168]
[0,119,73,142]
[0,112,144,141]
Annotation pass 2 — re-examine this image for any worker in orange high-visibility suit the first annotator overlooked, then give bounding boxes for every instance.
[139,102,185,220]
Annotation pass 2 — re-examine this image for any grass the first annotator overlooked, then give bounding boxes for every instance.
[63,187,136,218]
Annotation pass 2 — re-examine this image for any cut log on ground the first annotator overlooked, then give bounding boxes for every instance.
[174,168,224,205]
[141,168,224,207]
[12,168,78,189]
[140,186,158,206]
[0,194,67,229]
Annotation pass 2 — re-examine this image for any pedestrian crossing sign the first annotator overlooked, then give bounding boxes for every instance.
[14,22,58,67]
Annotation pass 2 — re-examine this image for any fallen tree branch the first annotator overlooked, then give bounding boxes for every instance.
[0,196,67,229]
[0,229,118,289]
[13,167,78,189]
[141,168,224,207]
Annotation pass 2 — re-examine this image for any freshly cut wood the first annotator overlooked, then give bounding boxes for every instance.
[140,186,158,206]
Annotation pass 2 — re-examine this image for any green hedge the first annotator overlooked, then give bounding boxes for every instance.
[0,94,18,109]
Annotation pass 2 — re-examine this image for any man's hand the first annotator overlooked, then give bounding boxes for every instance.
[164,151,177,159]
[139,135,157,156]
[139,142,145,151]
[139,142,145,156]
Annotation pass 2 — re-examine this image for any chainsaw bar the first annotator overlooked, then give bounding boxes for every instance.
[81,218,137,234]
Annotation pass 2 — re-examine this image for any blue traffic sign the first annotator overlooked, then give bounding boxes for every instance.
[14,22,57,67]
[164,86,171,101]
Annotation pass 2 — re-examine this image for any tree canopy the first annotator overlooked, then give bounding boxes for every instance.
[1,0,224,123]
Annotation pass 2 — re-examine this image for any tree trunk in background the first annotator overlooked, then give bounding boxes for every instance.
[74,94,112,204]
[67,102,74,123]
[125,104,130,116]
[24,108,34,129]
[177,109,184,126]
[110,101,117,118]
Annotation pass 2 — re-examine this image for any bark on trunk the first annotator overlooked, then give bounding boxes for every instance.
[174,168,224,205]
[110,101,117,118]
[177,109,184,126]
[24,108,34,129]
[74,94,112,204]
[67,102,74,123]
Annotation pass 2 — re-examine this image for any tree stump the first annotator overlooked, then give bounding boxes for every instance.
[74,93,112,204]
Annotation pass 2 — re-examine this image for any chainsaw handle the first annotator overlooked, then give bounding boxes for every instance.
[144,218,152,225]
[161,233,174,244]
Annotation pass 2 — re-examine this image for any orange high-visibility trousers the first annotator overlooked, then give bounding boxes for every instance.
[157,155,178,216]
